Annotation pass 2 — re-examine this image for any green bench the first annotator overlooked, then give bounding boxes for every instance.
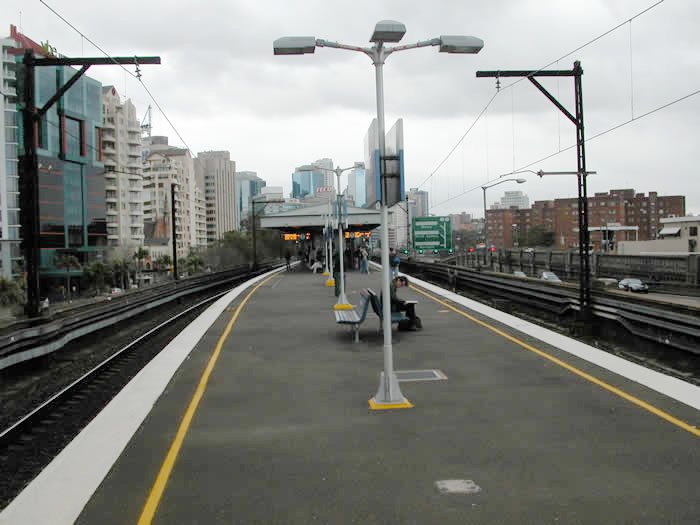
[366,288,409,328]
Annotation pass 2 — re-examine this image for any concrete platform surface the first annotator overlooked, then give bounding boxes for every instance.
[5,265,700,524]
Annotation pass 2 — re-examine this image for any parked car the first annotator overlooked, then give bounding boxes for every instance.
[110,287,123,295]
[618,278,649,293]
[513,271,528,278]
[540,271,562,283]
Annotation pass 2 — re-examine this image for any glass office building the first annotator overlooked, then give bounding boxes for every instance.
[16,36,106,295]
[291,165,325,200]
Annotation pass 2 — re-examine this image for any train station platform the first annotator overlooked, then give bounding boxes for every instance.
[2,263,699,524]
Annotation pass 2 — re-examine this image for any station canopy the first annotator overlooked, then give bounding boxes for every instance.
[259,203,383,238]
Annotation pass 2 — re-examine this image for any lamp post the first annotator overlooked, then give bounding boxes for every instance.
[275,22,483,409]
[481,178,526,267]
[316,164,355,309]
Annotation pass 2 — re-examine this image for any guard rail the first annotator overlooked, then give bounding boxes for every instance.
[0,262,280,370]
[401,260,700,355]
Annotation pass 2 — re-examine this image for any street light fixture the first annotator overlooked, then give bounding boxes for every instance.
[481,178,526,267]
[275,21,483,409]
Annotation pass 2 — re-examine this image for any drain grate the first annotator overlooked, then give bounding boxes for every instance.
[395,369,447,382]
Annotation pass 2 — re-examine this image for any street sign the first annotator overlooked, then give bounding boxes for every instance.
[412,216,452,251]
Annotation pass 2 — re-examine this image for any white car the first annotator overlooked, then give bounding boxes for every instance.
[110,287,123,295]
[540,271,562,283]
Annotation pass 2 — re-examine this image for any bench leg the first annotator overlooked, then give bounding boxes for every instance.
[353,325,359,343]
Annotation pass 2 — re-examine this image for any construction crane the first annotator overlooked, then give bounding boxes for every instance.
[140,104,152,137]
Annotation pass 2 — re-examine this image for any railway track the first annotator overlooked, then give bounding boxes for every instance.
[0,282,241,510]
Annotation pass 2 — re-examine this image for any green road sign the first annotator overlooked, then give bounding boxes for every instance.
[412,216,452,251]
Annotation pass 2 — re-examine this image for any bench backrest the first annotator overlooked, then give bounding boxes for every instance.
[357,292,371,323]
[366,288,382,319]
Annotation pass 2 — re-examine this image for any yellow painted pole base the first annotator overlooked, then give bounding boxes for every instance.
[333,303,353,311]
[325,279,335,287]
[368,398,414,410]
[322,271,330,276]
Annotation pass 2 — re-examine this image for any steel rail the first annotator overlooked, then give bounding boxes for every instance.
[404,260,700,355]
[0,263,280,370]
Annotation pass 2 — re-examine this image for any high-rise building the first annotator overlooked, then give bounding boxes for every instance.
[101,86,144,248]
[8,26,107,295]
[363,118,405,208]
[492,190,529,210]
[291,164,326,200]
[142,136,198,259]
[0,30,21,278]
[408,188,429,218]
[235,171,265,231]
[347,162,367,208]
[194,151,236,243]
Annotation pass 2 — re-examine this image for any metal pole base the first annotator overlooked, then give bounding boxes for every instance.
[369,372,413,410]
[334,291,353,310]
[325,278,335,287]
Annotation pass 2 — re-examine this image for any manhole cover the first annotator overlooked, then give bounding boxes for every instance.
[395,370,447,382]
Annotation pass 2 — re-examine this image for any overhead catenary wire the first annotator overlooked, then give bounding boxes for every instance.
[39,0,193,156]
[418,0,667,192]
[429,87,700,211]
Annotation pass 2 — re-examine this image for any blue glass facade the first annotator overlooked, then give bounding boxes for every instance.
[291,168,325,199]
[20,61,106,284]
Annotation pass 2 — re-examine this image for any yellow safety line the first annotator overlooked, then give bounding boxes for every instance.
[410,285,700,438]
[138,275,277,524]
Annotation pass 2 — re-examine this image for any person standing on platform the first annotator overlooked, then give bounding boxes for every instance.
[285,249,292,271]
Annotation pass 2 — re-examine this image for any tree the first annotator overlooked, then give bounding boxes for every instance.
[0,277,25,308]
[185,252,204,275]
[154,254,172,271]
[85,261,109,295]
[54,253,81,302]
[132,247,149,287]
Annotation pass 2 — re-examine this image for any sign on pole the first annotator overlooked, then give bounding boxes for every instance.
[412,216,452,251]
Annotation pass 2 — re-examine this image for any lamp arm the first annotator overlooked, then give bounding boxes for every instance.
[316,39,371,55]
[388,38,441,54]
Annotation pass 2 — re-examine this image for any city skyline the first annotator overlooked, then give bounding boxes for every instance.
[2,1,699,219]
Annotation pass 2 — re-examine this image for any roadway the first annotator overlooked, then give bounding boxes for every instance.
[1,265,698,524]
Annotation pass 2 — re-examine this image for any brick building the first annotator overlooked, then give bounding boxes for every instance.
[485,189,685,250]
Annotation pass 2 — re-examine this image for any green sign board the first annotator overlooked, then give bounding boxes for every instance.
[412,216,452,251]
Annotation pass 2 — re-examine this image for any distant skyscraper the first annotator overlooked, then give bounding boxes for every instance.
[363,118,404,208]
[493,190,529,210]
[235,171,265,231]
[291,164,326,200]
[194,151,236,243]
[347,162,367,208]
[408,188,429,218]
[101,86,144,248]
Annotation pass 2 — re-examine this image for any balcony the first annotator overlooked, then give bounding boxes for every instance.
[105,184,117,192]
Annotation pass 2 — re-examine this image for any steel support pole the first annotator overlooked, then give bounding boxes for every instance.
[371,46,408,408]
[574,61,591,324]
[335,171,351,308]
[482,187,488,267]
[20,51,41,317]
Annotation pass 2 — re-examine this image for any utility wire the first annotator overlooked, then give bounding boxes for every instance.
[39,0,193,155]
[419,0,667,192]
[429,86,700,210]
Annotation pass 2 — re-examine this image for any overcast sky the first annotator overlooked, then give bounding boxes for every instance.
[4,0,699,218]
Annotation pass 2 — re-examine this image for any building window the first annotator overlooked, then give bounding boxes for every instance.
[690,226,698,237]
[95,127,103,161]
